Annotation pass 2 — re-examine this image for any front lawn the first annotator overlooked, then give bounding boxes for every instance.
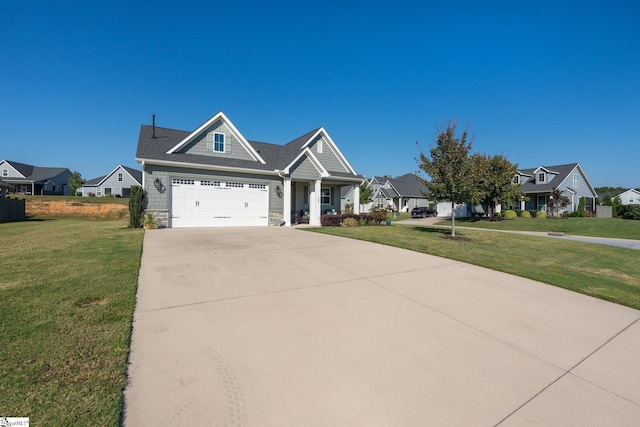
[0,219,144,425]
[308,225,640,310]
[438,216,640,240]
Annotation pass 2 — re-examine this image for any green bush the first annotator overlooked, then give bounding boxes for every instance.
[128,185,144,228]
[503,210,517,219]
[341,217,359,227]
[535,210,547,219]
[519,210,531,218]
[371,207,388,224]
[618,204,640,220]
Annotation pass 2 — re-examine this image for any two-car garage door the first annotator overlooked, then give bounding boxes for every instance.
[171,178,269,227]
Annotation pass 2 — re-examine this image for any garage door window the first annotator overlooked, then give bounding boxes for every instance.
[172,179,195,185]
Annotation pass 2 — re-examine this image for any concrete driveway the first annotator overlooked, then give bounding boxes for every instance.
[123,227,640,426]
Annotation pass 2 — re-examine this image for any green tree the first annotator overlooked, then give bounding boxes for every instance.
[417,121,486,237]
[477,154,522,216]
[612,195,622,217]
[69,171,85,196]
[548,188,570,217]
[358,181,373,212]
[577,196,586,217]
[128,185,144,228]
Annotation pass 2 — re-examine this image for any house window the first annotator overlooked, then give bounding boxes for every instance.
[317,139,323,154]
[2,169,6,176]
[630,196,635,204]
[97,188,102,196]
[537,195,546,211]
[538,173,546,183]
[376,198,385,208]
[573,173,579,188]
[303,186,309,205]
[512,175,520,184]
[104,188,112,196]
[118,173,123,182]
[214,133,225,152]
[321,188,331,204]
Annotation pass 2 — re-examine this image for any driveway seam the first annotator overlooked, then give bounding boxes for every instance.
[493,316,640,426]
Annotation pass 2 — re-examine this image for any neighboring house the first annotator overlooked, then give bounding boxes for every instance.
[79,165,142,197]
[135,111,364,227]
[615,189,640,205]
[0,159,71,195]
[368,174,431,212]
[513,163,597,213]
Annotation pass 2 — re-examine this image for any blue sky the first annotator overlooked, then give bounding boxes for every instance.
[1,1,638,187]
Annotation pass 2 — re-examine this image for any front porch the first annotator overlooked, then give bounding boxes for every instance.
[282,178,361,226]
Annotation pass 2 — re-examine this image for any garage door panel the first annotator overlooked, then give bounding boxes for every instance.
[171,179,269,228]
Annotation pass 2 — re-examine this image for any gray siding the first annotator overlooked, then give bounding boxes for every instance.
[179,120,256,162]
[555,169,595,210]
[290,156,322,180]
[308,136,350,173]
[83,167,140,197]
[142,164,283,214]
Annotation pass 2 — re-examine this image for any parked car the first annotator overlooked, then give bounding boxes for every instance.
[411,206,437,218]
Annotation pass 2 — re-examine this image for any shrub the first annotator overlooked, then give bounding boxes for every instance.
[618,204,640,220]
[341,217,359,227]
[535,210,547,219]
[321,213,375,227]
[128,185,144,228]
[503,210,517,219]
[519,210,531,218]
[143,211,158,229]
[371,207,388,225]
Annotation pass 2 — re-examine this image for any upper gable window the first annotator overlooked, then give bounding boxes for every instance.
[537,172,546,183]
[207,132,225,153]
[573,173,579,188]
[2,169,6,177]
[317,139,323,154]
[630,195,635,203]
[118,173,123,182]
[512,175,520,184]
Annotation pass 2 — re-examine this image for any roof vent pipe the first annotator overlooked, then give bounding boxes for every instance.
[152,114,156,139]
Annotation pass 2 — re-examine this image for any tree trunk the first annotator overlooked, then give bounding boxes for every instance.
[451,201,456,237]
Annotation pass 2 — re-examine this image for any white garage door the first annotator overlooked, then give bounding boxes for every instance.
[171,179,269,227]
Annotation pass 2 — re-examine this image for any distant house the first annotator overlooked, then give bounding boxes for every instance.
[0,179,26,221]
[79,165,142,197]
[0,159,71,195]
[513,163,597,213]
[368,174,431,212]
[615,189,640,205]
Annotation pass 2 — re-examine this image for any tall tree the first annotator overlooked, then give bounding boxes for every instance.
[69,171,85,196]
[358,181,373,213]
[478,154,523,216]
[417,121,486,237]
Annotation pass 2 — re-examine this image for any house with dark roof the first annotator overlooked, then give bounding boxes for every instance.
[366,173,431,212]
[513,163,597,213]
[615,189,640,205]
[79,165,142,197]
[0,159,71,195]
[135,111,364,227]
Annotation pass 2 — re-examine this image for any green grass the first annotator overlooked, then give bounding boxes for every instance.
[438,216,640,240]
[308,225,640,310]
[0,219,144,425]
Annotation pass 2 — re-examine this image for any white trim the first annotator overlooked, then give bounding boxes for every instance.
[292,128,357,175]
[283,148,329,177]
[165,111,266,164]
[136,157,279,177]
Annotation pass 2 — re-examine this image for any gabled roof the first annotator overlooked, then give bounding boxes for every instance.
[1,160,69,182]
[166,111,265,164]
[519,163,596,196]
[616,188,640,198]
[136,113,363,181]
[386,173,428,198]
[84,165,142,187]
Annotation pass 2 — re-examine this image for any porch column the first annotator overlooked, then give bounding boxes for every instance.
[283,177,292,226]
[309,179,322,226]
[353,185,360,213]
[520,198,526,211]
